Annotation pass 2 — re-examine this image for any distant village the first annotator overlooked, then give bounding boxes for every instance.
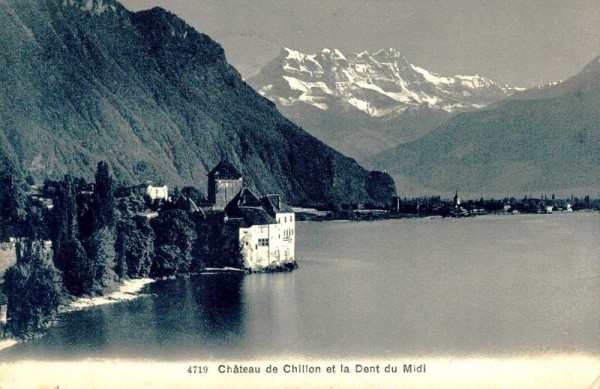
[299,191,600,221]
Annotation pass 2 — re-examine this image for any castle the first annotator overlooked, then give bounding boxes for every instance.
[207,160,296,271]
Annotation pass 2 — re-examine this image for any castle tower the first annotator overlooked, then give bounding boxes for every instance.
[207,160,243,210]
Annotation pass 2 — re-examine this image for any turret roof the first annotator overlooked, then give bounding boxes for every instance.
[261,194,294,215]
[207,160,242,179]
[224,188,276,226]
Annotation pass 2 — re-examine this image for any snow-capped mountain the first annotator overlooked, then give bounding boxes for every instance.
[251,47,520,117]
[248,48,521,160]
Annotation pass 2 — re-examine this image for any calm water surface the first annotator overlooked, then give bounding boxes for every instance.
[2,212,599,360]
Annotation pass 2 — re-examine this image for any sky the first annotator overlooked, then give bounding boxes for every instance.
[120,0,600,88]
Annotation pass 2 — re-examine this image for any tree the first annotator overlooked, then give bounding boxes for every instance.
[116,195,147,217]
[88,227,118,294]
[50,175,95,296]
[181,186,206,204]
[62,237,94,295]
[0,168,26,240]
[20,200,48,240]
[151,245,182,277]
[93,161,115,231]
[81,162,119,294]
[51,175,80,269]
[2,239,66,337]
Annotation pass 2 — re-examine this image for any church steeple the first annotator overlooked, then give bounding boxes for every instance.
[453,190,461,206]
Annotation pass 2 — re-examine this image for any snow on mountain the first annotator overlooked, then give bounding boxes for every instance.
[251,47,520,118]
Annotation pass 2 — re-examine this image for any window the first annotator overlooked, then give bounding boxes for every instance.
[284,216,287,223]
[291,215,293,222]
[258,238,269,246]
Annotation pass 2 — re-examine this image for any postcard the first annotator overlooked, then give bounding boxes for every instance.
[0,0,598,387]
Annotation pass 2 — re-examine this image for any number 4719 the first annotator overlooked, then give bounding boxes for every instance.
[187,366,208,374]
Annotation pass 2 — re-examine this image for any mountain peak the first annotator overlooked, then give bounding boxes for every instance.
[131,7,225,66]
[371,48,408,63]
[319,48,347,60]
[280,47,305,61]
[249,47,517,118]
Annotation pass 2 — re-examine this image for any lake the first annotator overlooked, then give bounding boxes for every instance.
[1,212,599,360]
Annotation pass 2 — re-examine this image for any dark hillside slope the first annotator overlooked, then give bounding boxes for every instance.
[0,0,394,206]
[367,56,600,196]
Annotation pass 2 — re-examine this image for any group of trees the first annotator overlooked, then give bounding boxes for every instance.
[0,161,242,337]
[50,162,118,296]
[0,162,121,336]
[148,210,242,277]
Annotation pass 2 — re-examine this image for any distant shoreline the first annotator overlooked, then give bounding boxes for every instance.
[296,208,597,223]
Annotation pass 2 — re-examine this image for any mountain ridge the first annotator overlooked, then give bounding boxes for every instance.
[366,55,600,197]
[0,0,395,206]
[248,47,520,161]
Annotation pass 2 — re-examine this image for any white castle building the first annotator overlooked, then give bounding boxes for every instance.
[207,160,295,271]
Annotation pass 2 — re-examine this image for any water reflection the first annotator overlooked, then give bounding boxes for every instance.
[61,308,109,352]
[145,274,247,358]
[190,274,246,341]
[1,306,110,361]
[1,274,247,361]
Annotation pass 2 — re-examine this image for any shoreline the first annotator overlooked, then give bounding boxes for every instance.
[60,278,155,313]
[297,209,596,223]
[0,278,155,353]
